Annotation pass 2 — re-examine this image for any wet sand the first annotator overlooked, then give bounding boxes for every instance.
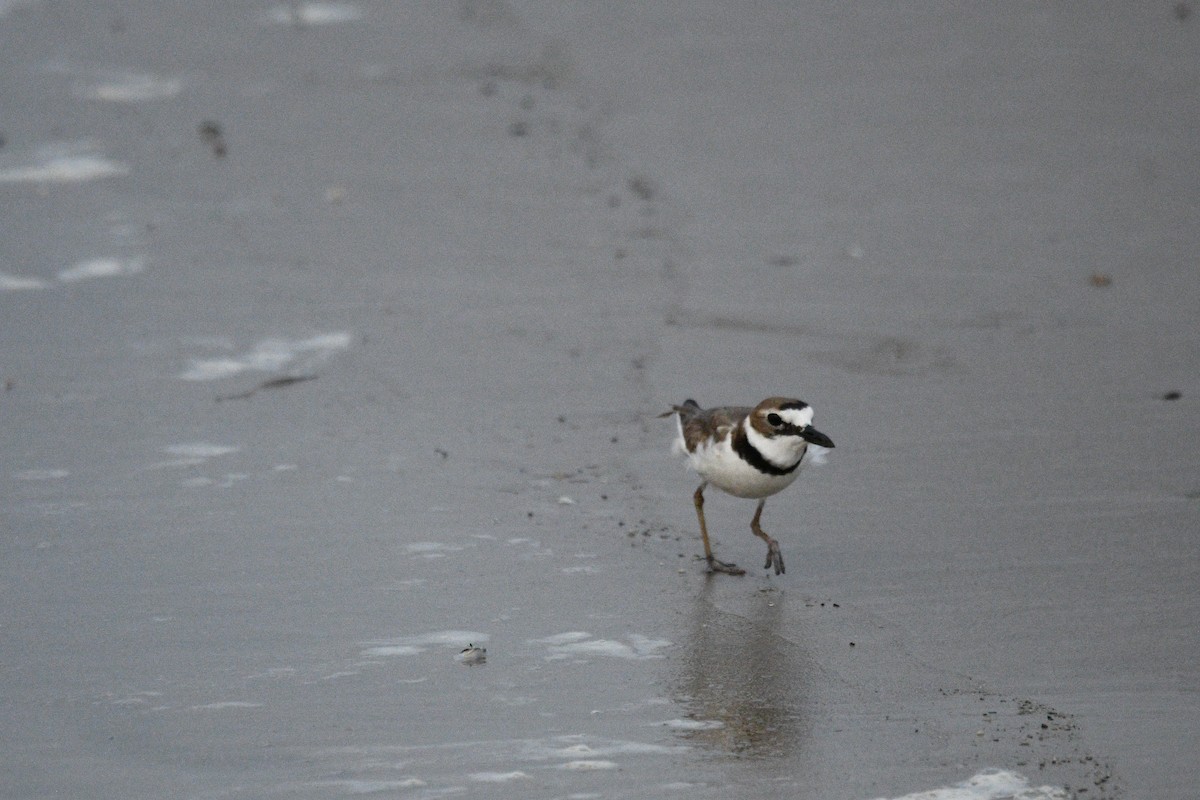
[2,2,1197,798]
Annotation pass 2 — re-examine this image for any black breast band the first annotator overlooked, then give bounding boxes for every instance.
[732,427,802,477]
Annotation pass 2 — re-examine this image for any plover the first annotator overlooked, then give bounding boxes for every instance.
[457,643,487,665]
[662,397,834,576]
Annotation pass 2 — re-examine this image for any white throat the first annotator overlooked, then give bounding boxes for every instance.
[744,421,807,469]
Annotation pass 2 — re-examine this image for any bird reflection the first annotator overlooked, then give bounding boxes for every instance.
[672,581,809,758]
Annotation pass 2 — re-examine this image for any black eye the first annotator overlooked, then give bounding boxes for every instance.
[767,413,783,427]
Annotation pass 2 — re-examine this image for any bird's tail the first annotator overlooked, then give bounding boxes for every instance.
[657,398,701,419]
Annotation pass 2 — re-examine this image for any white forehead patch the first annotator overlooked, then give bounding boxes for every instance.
[779,405,814,428]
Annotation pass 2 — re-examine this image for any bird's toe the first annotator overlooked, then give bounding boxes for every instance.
[764,542,785,575]
[706,556,747,576]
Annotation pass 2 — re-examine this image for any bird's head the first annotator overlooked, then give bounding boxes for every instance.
[751,397,835,449]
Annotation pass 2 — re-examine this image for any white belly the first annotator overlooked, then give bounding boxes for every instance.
[684,435,802,499]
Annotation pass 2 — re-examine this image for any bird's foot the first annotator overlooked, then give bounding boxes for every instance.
[705,555,746,576]
[763,541,785,575]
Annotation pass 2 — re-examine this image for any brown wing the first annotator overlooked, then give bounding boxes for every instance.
[678,404,751,453]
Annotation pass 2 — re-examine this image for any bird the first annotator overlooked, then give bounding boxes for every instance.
[458,643,487,665]
[661,397,834,576]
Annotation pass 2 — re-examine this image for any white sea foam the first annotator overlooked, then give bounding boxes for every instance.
[538,632,671,661]
[183,359,240,381]
[164,443,239,459]
[110,691,162,707]
[110,697,149,706]
[532,631,591,645]
[538,740,682,760]
[360,645,423,657]
[470,771,528,782]
[189,701,263,710]
[13,469,69,480]
[74,70,182,102]
[313,779,426,794]
[401,630,490,646]
[305,735,684,761]
[152,442,240,471]
[57,256,145,283]
[2,257,145,290]
[303,735,686,783]
[867,770,1069,800]
[362,630,490,658]
[0,142,128,183]
[660,718,724,731]
[264,2,363,25]
[0,272,50,291]
[180,332,352,381]
[546,640,637,659]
